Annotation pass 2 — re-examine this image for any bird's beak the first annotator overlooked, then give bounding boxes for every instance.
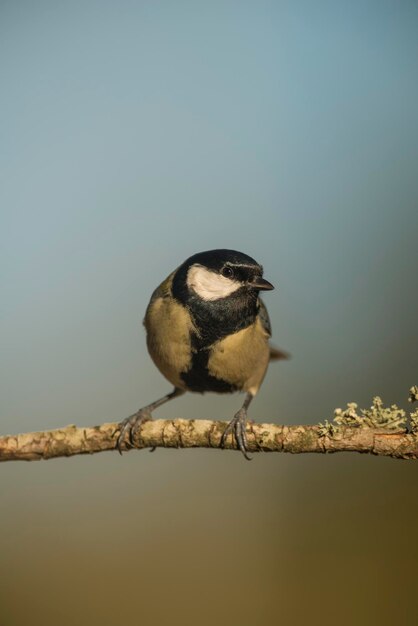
[250,277,274,291]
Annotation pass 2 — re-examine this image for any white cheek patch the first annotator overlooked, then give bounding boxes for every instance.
[187,264,241,301]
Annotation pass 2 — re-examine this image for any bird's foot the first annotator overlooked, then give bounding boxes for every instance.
[116,409,153,454]
[220,408,252,461]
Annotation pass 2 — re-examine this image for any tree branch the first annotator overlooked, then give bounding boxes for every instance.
[1,417,418,462]
[2,390,417,462]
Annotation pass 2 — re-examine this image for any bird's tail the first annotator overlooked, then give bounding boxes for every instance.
[269,345,290,361]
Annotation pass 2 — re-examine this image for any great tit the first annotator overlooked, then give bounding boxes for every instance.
[116,249,286,459]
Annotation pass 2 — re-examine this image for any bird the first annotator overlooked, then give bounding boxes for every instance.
[116,249,287,459]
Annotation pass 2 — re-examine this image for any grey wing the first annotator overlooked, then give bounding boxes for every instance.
[257,297,272,337]
[258,297,290,361]
[143,271,175,326]
[151,271,175,301]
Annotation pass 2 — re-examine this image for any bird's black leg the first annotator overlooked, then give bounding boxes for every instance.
[220,393,254,460]
[116,387,184,453]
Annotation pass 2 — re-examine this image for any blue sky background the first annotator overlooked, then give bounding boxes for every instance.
[1,2,418,625]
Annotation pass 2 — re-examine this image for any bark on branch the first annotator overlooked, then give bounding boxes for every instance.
[1,417,418,462]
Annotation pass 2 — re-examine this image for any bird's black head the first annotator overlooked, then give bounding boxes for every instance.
[171,249,274,349]
[172,249,274,304]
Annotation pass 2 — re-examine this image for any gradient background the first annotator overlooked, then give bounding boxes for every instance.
[1,2,418,625]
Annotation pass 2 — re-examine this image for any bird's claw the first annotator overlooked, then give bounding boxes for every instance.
[115,409,152,454]
[220,409,252,460]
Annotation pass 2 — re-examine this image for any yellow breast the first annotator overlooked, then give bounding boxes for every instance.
[207,317,270,395]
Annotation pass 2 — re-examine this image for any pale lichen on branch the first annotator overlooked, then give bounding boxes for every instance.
[318,396,409,437]
[409,386,418,433]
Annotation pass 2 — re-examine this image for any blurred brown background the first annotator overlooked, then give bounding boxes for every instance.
[1,2,418,625]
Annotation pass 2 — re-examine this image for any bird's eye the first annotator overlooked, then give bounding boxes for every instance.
[221,266,234,279]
